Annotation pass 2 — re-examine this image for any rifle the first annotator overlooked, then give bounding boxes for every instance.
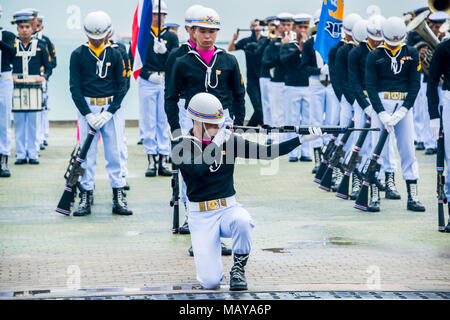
[318,120,355,192]
[170,163,180,234]
[314,133,338,184]
[56,128,97,216]
[437,108,446,232]
[354,128,390,211]
[227,124,379,135]
[336,117,372,200]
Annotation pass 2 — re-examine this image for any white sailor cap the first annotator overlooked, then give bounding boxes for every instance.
[313,9,321,24]
[11,10,34,24]
[429,11,449,23]
[22,8,39,17]
[277,13,294,22]
[37,15,45,22]
[294,13,312,24]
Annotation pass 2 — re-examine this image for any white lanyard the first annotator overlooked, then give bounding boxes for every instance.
[87,46,110,79]
[16,39,38,77]
[191,50,220,92]
[383,46,404,75]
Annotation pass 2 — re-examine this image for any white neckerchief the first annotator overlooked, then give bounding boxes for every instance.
[189,48,223,92]
[16,39,38,76]
[380,43,406,75]
[83,43,111,79]
[150,28,167,40]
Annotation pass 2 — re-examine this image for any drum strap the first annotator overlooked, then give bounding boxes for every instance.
[16,39,38,77]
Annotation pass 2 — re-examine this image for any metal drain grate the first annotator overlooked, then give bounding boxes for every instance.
[48,291,450,300]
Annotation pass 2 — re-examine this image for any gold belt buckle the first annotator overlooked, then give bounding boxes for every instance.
[90,97,95,105]
[391,92,400,100]
[97,97,106,106]
[384,92,389,99]
[207,199,220,211]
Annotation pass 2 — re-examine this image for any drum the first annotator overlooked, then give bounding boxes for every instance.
[12,81,43,112]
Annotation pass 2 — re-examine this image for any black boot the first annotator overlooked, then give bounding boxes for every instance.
[368,184,380,212]
[406,180,425,212]
[0,155,11,178]
[145,154,157,177]
[350,174,361,200]
[415,142,425,150]
[312,148,322,174]
[179,218,190,234]
[158,155,172,176]
[123,180,130,190]
[87,190,94,205]
[385,172,401,200]
[229,254,249,291]
[188,242,231,257]
[112,188,133,215]
[73,189,91,216]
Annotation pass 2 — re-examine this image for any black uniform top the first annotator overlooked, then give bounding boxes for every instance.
[348,42,373,109]
[12,39,52,79]
[165,47,246,133]
[110,40,131,92]
[172,131,301,202]
[407,30,427,82]
[164,42,194,100]
[427,38,450,119]
[69,43,127,116]
[365,44,420,114]
[34,31,57,70]
[256,37,271,78]
[335,42,357,105]
[235,32,261,81]
[279,41,309,87]
[328,40,345,101]
[261,37,285,83]
[301,36,323,79]
[139,28,179,80]
[0,29,16,72]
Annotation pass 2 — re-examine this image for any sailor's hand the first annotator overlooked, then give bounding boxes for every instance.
[299,127,324,144]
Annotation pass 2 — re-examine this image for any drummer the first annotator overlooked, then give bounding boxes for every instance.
[11,10,51,165]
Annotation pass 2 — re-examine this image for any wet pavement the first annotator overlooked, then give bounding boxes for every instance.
[0,126,449,299]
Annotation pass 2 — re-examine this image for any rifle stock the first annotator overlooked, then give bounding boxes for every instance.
[437,110,446,232]
[314,134,338,183]
[56,128,97,216]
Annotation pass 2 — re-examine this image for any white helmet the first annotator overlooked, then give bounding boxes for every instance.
[191,7,221,30]
[153,0,168,14]
[185,5,204,27]
[343,13,362,35]
[367,15,386,41]
[313,9,321,24]
[382,16,406,46]
[84,11,112,40]
[187,93,225,124]
[352,19,368,43]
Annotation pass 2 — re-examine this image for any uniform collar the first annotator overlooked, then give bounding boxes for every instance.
[151,26,167,37]
[83,42,111,57]
[379,42,405,56]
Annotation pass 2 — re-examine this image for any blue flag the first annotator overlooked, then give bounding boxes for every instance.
[314,0,344,64]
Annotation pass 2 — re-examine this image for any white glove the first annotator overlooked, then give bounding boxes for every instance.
[387,107,408,127]
[153,39,167,54]
[320,64,329,76]
[430,118,440,141]
[95,111,113,129]
[364,105,374,118]
[86,113,100,130]
[148,72,164,84]
[299,127,324,144]
[212,127,233,147]
[378,111,394,134]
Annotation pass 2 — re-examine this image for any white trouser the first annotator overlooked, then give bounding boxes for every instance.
[178,98,193,206]
[372,94,419,181]
[13,112,40,160]
[339,95,355,153]
[442,90,450,201]
[285,85,311,158]
[78,99,125,190]
[0,75,13,156]
[268,81,286,144]
[324,85,341,126]
[40,80,50,143]
[259,77,272,126]
[352,102,372,172]
[413,76,436,149]
[187,198,254,289]
[138,77,170,156]
[116,106,128,178]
